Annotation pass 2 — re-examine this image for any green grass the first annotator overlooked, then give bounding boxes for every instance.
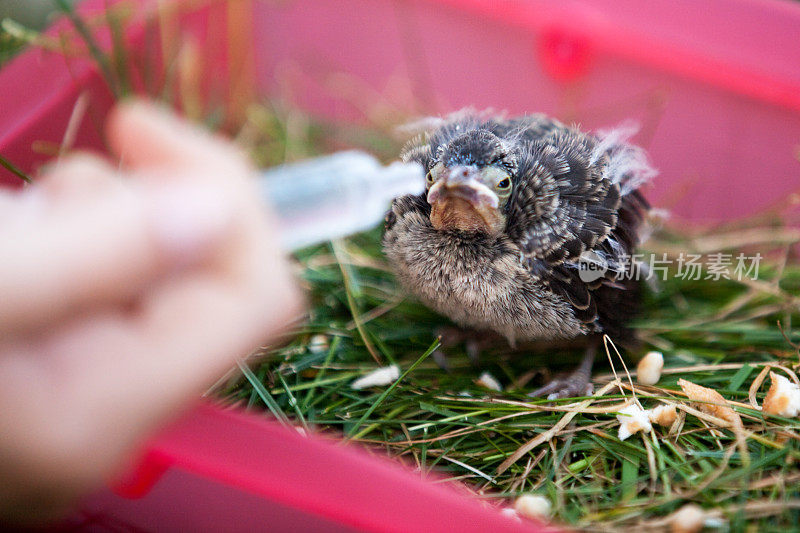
[217,89,800,531]
[0,30,24,67]
[218,214,800,530]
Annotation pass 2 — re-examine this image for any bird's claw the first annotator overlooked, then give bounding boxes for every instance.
[529,376,593,400]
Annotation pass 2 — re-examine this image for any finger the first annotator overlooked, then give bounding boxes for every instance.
[0,154,116,227]
[0,189,18,213]
[89,196,300,420]
[0,263,302,490]
[128,194,302,402]
[130,273,302,417]
[37,153,121,202]
[106,100,251,178]
[0,321,152,519]
[0,179,236,337]
[0,189,38,224]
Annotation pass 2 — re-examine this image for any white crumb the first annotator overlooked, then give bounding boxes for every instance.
[649,404,678,427]
[670,503,705,533]
[351,365,400,390]
[514,494,551,520]
[763,372,800,417]
[477,371,503,391]
[308,334,329,354]
[616,403,653,440]
[637,351,664,386]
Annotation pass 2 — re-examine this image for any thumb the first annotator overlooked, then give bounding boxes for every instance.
[106,99,252,178]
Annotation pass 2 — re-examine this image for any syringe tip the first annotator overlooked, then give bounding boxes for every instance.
[379,161,426,200]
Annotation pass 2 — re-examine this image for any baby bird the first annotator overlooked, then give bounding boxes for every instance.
[383,111,654,398]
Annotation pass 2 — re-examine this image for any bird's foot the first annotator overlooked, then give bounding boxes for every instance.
[528,338,598,400]
[528,374,594,400]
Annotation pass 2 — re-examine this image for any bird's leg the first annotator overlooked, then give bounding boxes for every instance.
[432,326,498,371]
[528,338,598,399]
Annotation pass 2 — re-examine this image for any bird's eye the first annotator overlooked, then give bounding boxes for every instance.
[427,163,445,188]
[483,166,513,196]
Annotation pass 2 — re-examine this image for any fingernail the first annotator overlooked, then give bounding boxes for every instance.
[148,184,234,266]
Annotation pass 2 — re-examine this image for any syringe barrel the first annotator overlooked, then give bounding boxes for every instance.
[259,151,425,251]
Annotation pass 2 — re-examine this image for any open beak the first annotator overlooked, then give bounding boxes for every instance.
[427,166,503,233]
[427,166,498,209]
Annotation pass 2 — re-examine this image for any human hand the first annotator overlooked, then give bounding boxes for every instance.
[0,101,303,524]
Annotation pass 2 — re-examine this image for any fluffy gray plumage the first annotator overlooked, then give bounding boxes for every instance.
[383,111,654,349]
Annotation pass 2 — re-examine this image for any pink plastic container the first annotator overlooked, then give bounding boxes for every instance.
[2,0,800,530]
[253,0,800,223]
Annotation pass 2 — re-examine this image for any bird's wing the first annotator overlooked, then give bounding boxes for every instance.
[506,126,653,326]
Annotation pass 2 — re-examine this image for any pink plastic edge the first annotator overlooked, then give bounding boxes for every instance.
[121,402,548,533]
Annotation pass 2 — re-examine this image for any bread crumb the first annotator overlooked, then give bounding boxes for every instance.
[670,503,705,533]
[308,334,329,353]
[617,403,653,440]
[762,372,800,417]
[637,351,664,385]
[649,404,678,427]
[477,371,502,391]
[351,365,400,390]
[514,493,551,520]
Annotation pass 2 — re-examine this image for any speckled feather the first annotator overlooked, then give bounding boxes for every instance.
[383,112,653,344]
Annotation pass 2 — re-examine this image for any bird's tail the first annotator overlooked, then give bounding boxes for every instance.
[592,122,658,197]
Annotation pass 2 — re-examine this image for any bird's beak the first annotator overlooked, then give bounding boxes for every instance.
[427,166,503,234]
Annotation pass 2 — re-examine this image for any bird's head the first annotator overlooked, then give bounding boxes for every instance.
[426,129,517,236]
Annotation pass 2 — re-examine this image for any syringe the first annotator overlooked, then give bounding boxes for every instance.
[259,151,425,251]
